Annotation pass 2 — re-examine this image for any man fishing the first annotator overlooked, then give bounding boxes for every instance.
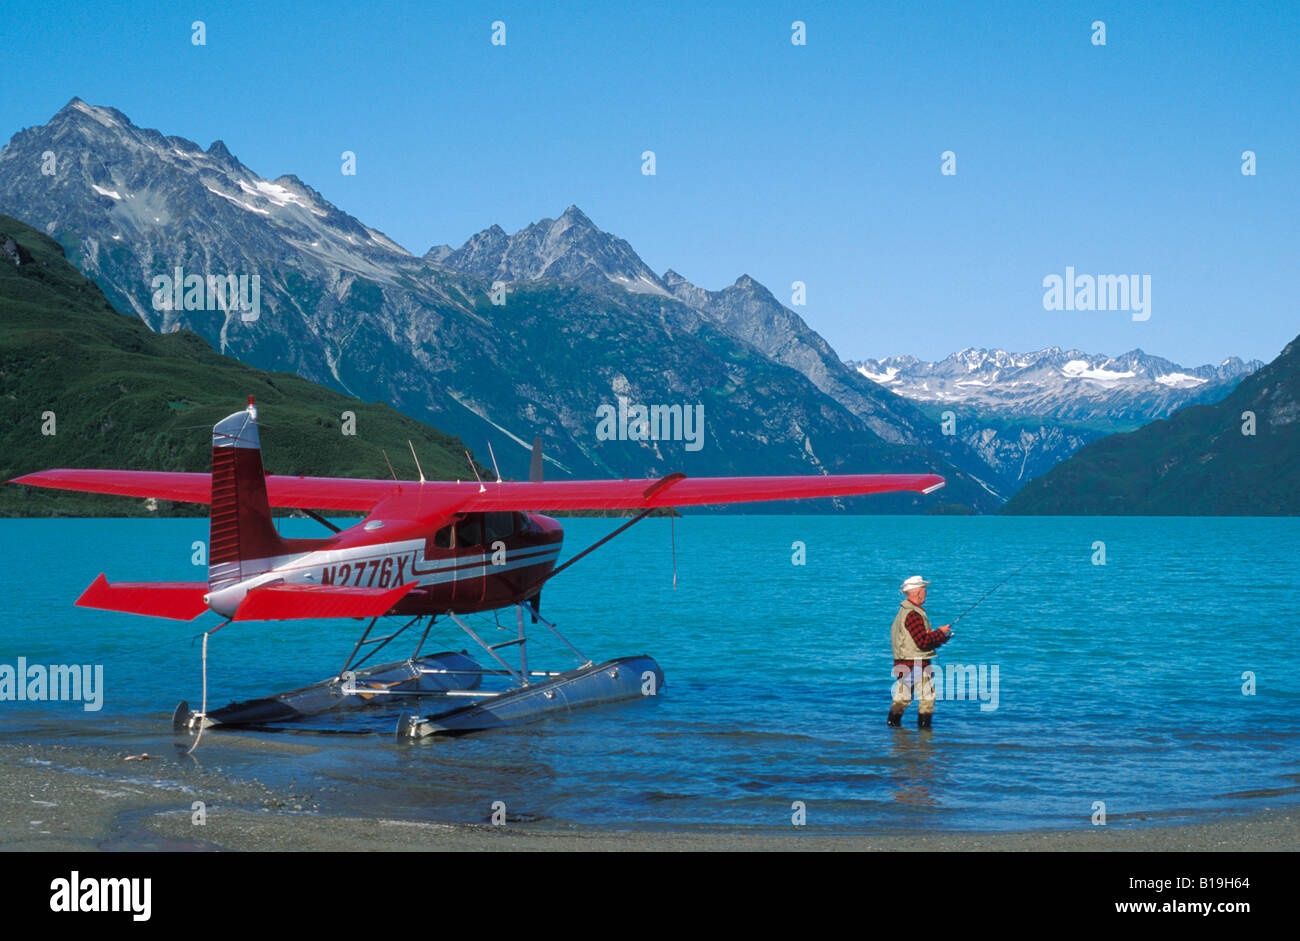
[887,575,952,730]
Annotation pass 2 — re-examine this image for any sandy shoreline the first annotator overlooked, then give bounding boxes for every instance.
[1,740,1294,852]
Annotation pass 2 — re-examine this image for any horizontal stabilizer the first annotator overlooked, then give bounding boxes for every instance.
[233,581,418,621]
[76,574,210,621]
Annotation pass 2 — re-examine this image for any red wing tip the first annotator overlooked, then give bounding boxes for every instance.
[922,477,946,494]
[9,470,77,485]
[75,574,110,605]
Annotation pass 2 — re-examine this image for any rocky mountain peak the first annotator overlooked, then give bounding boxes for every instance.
[440,206,669,295]
[0,98,417,326]
[558,204,593,226]
[53,97,132,129]
[206,139,239,164]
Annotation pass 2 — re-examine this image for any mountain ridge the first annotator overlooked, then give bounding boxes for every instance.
[436,205,1013,499]
[848,346,1261,424]
[0,99,1000,512]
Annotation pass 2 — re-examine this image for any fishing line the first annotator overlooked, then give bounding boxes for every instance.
[670,511,677,590]
[950,547,1052,627]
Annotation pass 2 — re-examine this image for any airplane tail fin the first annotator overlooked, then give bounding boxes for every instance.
[208,397,288,590]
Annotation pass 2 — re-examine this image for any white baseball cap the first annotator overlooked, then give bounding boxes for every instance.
[900,575,931,593]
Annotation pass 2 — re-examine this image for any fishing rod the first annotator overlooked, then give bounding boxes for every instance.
[950,548,1049,627]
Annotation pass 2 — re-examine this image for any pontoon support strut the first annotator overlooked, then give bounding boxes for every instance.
[448,612,525,685]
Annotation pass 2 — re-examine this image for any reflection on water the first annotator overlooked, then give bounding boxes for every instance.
[888,731,939,807]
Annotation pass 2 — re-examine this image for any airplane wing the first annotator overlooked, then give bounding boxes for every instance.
[473,473,945,509]
[10,468,945,514]
[8,469,399,512]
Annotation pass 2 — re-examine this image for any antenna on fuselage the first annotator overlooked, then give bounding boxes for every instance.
[382,449,398,482]
[486,440,503,484]
[466,450,486,493]
[408,440,426,483]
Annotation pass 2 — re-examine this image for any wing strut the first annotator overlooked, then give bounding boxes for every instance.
[537,471,687,587]
[298,507,342,533]
[539,506,656,587]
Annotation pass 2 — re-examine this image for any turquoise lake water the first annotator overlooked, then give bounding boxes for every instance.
[1,515,1297,832]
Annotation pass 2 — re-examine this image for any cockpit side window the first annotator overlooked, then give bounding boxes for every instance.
[484,511,515,542]
[457,515,483,547]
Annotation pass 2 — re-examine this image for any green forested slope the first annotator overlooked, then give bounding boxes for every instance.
[0,215,474,516]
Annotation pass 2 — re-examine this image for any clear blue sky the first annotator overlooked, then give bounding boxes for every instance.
[2,0,1296,366]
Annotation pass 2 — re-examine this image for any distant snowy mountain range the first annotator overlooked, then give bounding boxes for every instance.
[848,348,1262,426]
[843,348,1262,486]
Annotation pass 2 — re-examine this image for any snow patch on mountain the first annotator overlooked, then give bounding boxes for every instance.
[1061,360,1136,382]
[205,185,271,215]
[245,179,305,208]
[859,365,899,384]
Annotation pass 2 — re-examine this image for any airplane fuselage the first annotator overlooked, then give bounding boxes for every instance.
[204,510,564,618]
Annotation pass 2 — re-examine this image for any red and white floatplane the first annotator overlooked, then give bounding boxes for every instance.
[10,398,944,737]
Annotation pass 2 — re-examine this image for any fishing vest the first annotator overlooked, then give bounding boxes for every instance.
[891,599,935,660]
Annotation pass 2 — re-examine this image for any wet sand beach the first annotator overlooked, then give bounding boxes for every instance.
[2,741,1294,852]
